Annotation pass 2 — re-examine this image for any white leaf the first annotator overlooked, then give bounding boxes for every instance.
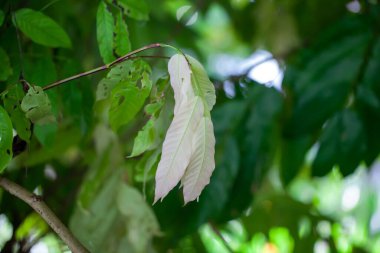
[187,55,216,111]
[168,54,194,114]
[154,97,203,203]
[182,117,215,203]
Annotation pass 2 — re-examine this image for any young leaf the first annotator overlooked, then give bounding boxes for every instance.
[182,116,215,204]
[167,54,193,114]
[187,55,216,111]
[14,8,71,48]
[0,106,13,173]
[21,86,55,125]
[97,1,115,63]
[154,97,204,203]
[114,11,131,56]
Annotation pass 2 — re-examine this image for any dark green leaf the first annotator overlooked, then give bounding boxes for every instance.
[0,47,12,81]
[312,110,366,177]
[2,85,31,142]
[221,85,283,219]
[97,1,115,63]
[280,135,312,186]
[0,106,13,173]
[14,8,71,48]
[283,31,369,136]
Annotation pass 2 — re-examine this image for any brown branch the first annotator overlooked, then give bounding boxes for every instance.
[0,176,89,253]
[43,43,163,91]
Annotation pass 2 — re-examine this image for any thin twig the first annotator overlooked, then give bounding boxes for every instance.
[209,222,234,253]
[43,43,162,91]
[0,176,89,253]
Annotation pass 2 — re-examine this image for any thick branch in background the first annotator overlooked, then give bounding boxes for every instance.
[0,176,89,253]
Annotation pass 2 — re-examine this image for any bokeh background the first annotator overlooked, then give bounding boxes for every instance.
[1,0,380,252]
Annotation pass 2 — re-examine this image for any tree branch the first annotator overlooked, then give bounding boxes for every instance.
[0,176,89,253]
[43,43,163,91]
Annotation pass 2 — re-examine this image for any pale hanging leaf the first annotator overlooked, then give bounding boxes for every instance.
[181,117,215,203]
[154,97,203,203]
[187,55,216,111]
[97,1,115,63]
[168,54,194,114]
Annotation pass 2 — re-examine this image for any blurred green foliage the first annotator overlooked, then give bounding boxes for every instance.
[1,0,380,252]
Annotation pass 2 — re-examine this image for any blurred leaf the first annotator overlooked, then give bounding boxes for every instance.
[14,8,71,48]
[242,193,326,252]
[71,168,159,253]
[115,11,131,56]
[21,86,55,125]
[0,47,12,81]
[15,213,48,240]
[2,85,31,142]
[283,29,370,137]
[221,85,283,219]
[312,110,366,177]
[280,135,312,186]
[115,0,149,21]
[0,106,13,173]
[144,101,163,117]
[117,183,161,252]
[97,1,115,63]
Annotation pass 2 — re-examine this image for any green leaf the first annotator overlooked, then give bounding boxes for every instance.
[312,109,366,177]
[129,119,156,157]
[280,135,312,186]
[0,106,13,173]
[21,86,55,125]
[144,101,163,117]
[96,61,133,101]
[109,71,152,131]
[2,85,31,142]
[14,8,71,48]
[115,0,149,21]
[114,11,131,56]
[116,183,160,252]
[283,31,369,136]
[70,168,160,253]
[222,85,283,219]
[97,1,115,63]
[34,123,58,147]
[0,47,12,81]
